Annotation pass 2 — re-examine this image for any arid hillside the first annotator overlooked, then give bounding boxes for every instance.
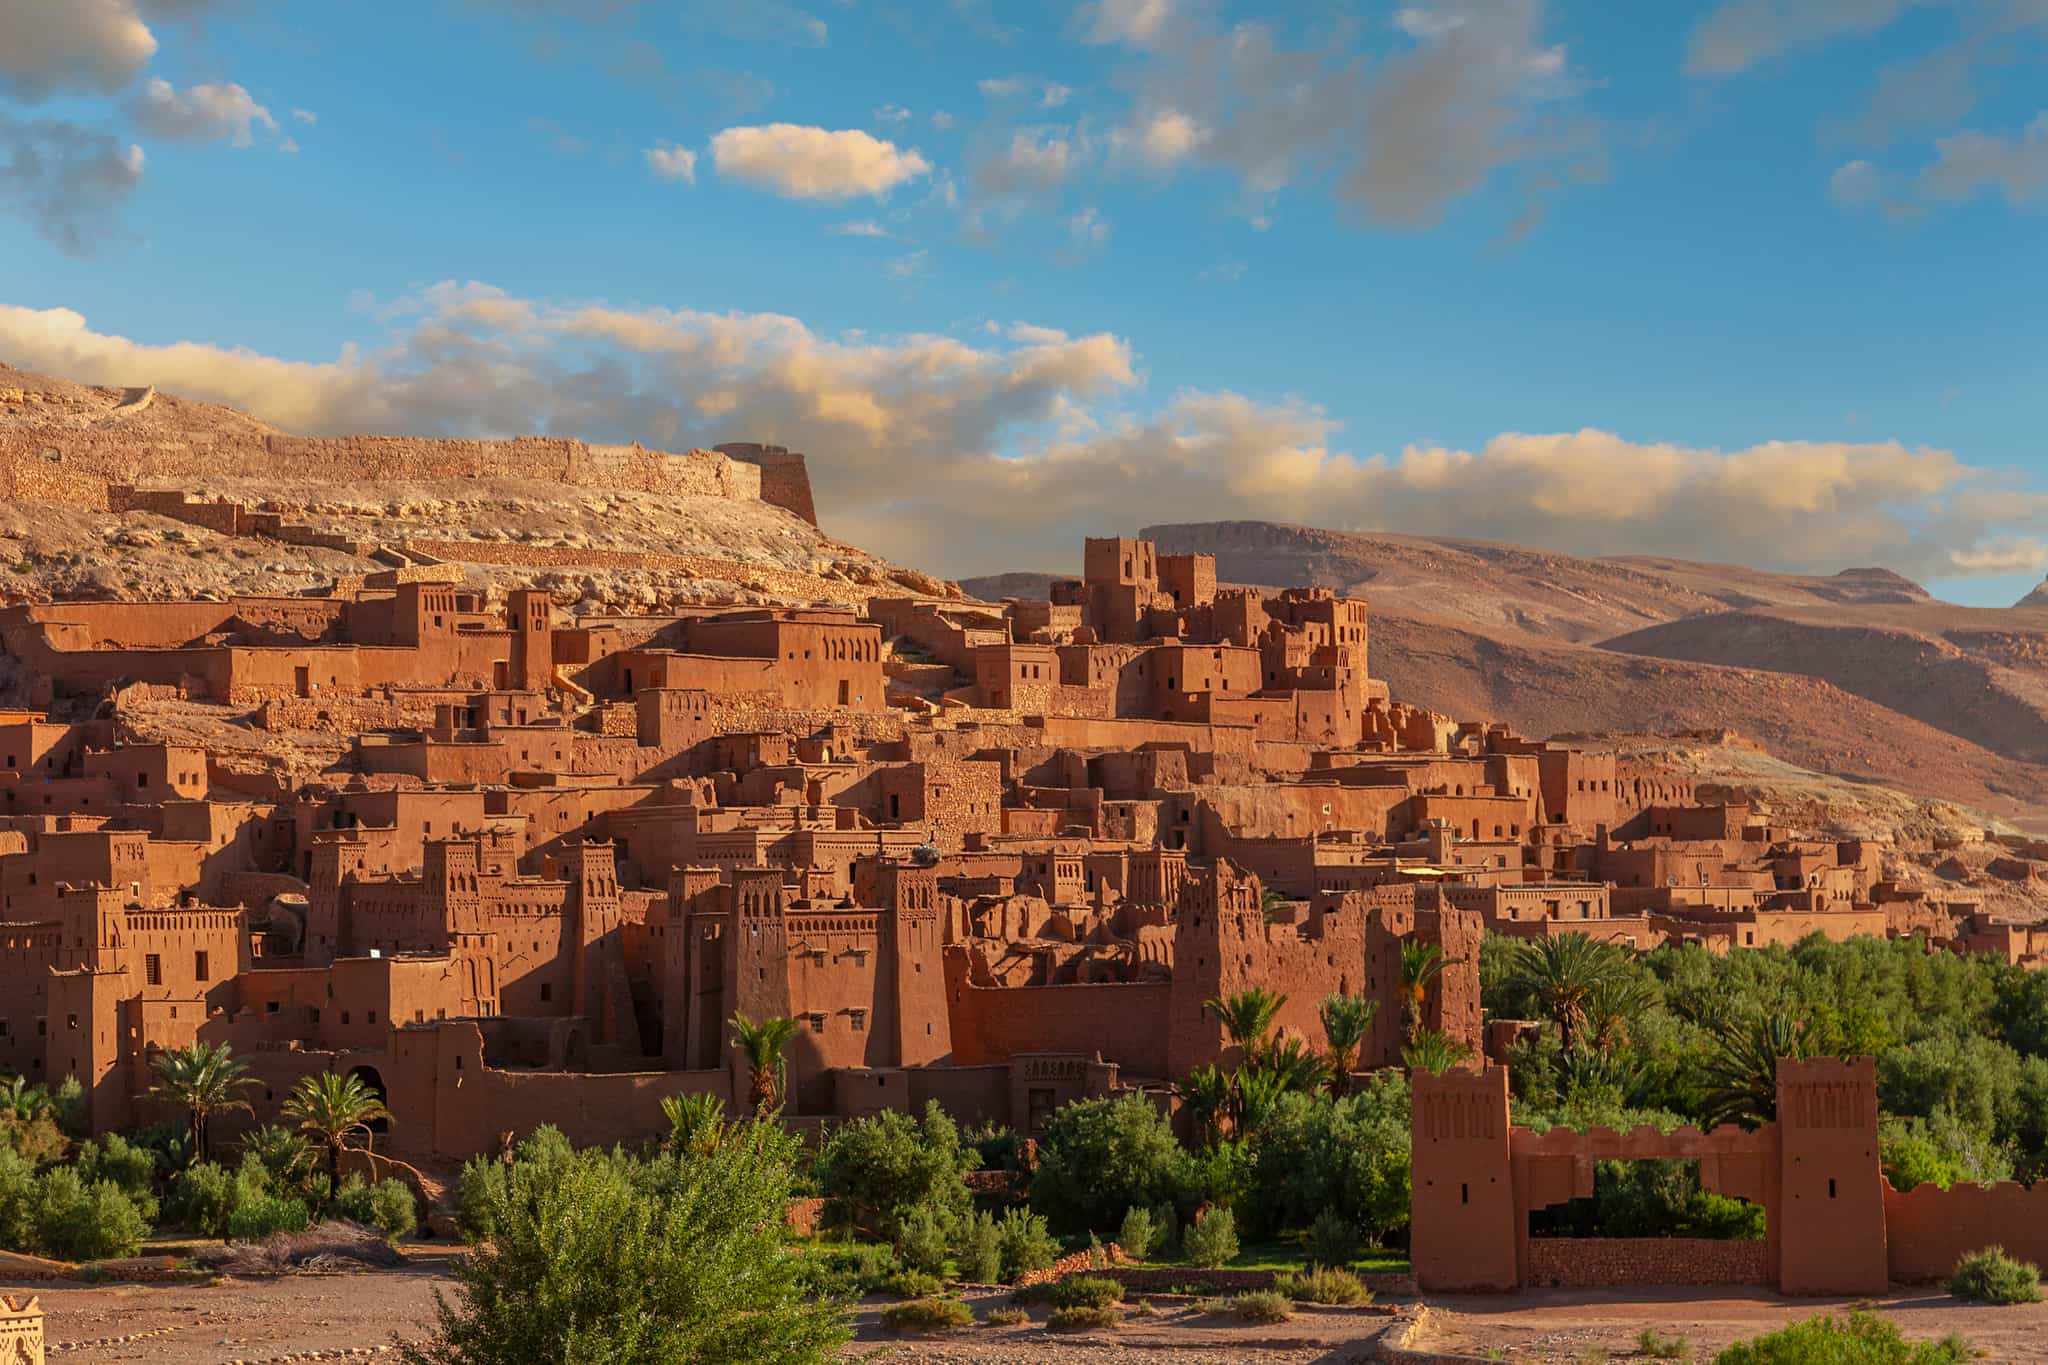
[0,364,953,613]
[965,521,2048,831]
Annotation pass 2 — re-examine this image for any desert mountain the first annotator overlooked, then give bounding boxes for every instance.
[964,520,2048,831]
[0,363,952,612]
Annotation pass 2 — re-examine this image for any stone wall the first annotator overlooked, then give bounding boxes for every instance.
[1524,1237,1767,1287]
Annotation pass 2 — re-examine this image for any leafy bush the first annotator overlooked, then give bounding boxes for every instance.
[228,1192,312,1241]
[894,1203,951,1276]
[980,1307,1028,1327]
[1274,1266,1370,1305]
[798,1242,900,1298]
[31,1168,148,1260]
[1712,1312,1973,1365]
[400,1119,847,1365]
[881,1268,943,1299]
[74,1134,159,1217]
[1030,1096,1190,1235]
[1006,1281,1055,1306]
[1248,1081,1411,1242]
[1050,1275,1123,1309]
[879,1298,971,1333]
[814,1102,974,1245]
[0,1147,39,1249]
[1117,1206,1158,1261]
[964,1122,1028,1173]
[1228,1290,1293,1324]
[1302,1209,1361,1269]
[995,1207,1058,1282]
[1637,1327,1691,1359]
[955,1209,1003,1283]
[165,1160,236,1237]
[333,1175,418,1244]
[1045,1305,1121,1332]
[1948,1245,2042,1305]
[1184,1207,1239,1268]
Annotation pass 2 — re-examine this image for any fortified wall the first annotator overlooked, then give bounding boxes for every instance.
[0,430,800,511]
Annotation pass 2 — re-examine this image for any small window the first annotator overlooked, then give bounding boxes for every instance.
[367,1010,378,1024]
[850,1009,866,1033]
[265,1001,280,1014]
[194,951,209,982]
[145,953,162,986]
[809,1013,825,1034]
[539,983,552,1003]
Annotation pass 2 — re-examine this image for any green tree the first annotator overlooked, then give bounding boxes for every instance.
[1584,974,1659,1053]
[661,1093,727,1156]
[1402,1029,1472,1076]
[1700,1011,1811,1130]
[1174,1065,1232,1147]
[1398,942,1451,1044]
[403,1120,845,1365]
[1031,1095,1191,1235]
[1318,994,1379,1095]
[1204,988,1288,1065]
[813,1101,974,1245]
[1248,1082,1411,1243]
[283,1071,392,1194]
[729,1012,799,1115]
[147,1042,257,1163]
[1506,934,1627,1054]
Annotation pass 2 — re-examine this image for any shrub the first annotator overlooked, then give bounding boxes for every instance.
[1045,1305,1121,1332]
[880,1268,943,1299]
[165,1161,236,1237]
[894,1203,951,1277]
[1711,1312,1973,1365]
[964,1122,1028,1173]
[1301,1209,1361,1269]
[1030,1096,1191,1236]
[1117,1206,1158,1261]
[1050,1275,1123,1309]
[798,1242,899,1298]
[1006,1281,1055,1306]
[0,1148,37,1249]
[879,1298,972,1334]
[332,1175,418,1244]
[1148,1202,1180,1258]
[228,1192,312,1242]
[1637,1327,1691,1360]
[452,1125,576,1245]
[1274,1266,1370,1305]
[1948,1245,2042,1305]
[1248,1083,1411,1243]
[955,1209,1002,1284]
[995,1207,1058,1282]
[980,1307,1028,1327]
[399,1120,847,1364]
[1183,1207,1239,1269]
[1228,1290,1293,1324]
[75,1134,160,1216]
[32,1169,148,1260]
[814,1102,974,1245]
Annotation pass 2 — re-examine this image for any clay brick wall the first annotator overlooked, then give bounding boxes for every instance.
[1525,1237,1767,1287]
[1883,1181,2048,1282]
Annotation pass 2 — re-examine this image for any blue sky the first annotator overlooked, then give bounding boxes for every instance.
[0,0,2043,596]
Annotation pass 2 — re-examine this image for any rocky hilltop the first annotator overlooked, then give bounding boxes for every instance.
[0,364,953,613]
[965,520,2048,832]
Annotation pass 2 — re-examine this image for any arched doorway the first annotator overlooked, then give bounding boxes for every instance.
[347,1065,390,1135]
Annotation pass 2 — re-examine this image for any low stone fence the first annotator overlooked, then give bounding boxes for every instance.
[1525,1237,1767,1287]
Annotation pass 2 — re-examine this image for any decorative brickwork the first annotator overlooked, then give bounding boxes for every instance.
[1525,1237,1767,1287]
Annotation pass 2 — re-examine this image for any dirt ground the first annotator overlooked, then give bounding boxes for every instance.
[1412,1284,2048,1362]
[17,1268,2048,1365]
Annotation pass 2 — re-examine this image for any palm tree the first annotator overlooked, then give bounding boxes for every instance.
[1253,1037,1327,1095]
[1318,993,1379,1094]
[1584,974,1659,1053]
[240,1122,316,1191]
[284,1071,392,1193]
[1398,942,1451,1043]
[1233,1066,1294,1136]
[1504,933,1627,1054]
[1203,987,1288,1065]
[728,1012,799,1115]
[148,1041,256,1162]
[1259,887,1291,923]
[1174,1064,1232,1147]
[0,1076,52,1124]
[1701,1010,1811,1130]
[660,1092,727,1156]
[1402,1029,1474,1076]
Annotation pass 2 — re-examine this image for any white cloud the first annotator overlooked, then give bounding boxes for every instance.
[884,249,929,282]
[1041,82,1073,109]
[978,76,1028,99]
[1067,207,1110,247]
[0,289,2036,581]
[1115,108,1206,168]
[709,124,931,200]
[1922,112,2048,204]
[290,107,318,125]
[830,219,890,237]
[645,141,698,183]
[128,79,280,148]
[0,113,146,255]
[1685,0,1936,76]
[930,111,957,131]
[1084,0,1178,48]
[972,129,1074,197]
[873,104,912,125]
[0,0,158,103]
